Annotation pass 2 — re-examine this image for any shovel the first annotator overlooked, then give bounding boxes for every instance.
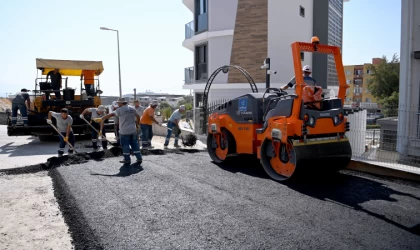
[48,123,77,153]
[81,117,118,146]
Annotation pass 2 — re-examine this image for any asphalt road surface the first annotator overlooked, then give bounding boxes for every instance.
[50,151,420,250]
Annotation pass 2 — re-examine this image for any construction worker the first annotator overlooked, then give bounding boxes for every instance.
[81,70,95,98]
[111,101,120,144]
[80,105,107,151]
[11,88,30,127]
[45,68,62,100]
[164,105,186,149]
[132,100,144,142]
[46,108,75,156]
[281,65,316,90]
[140,100,160,149]
[99,98,142,164]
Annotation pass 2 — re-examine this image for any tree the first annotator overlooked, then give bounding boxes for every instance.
[158,101,172,112]
[366,54,400,116]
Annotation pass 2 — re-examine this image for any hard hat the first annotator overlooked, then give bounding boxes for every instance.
[311,36,320,44]
[303,65,312,72]
[116,97,127,103]
[97,105,106,112]
[151,100,159,106]
[179,105,186,111]
[112,101,119,108]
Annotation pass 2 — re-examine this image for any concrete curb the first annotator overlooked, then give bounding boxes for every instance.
[347,160,420,183]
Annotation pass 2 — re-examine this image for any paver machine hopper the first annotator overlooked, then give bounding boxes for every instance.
[206,38,352,182]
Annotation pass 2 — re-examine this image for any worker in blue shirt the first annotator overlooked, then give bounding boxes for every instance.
[281,65,316,90]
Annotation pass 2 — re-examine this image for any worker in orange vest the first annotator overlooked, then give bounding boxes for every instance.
[81,70,95,98]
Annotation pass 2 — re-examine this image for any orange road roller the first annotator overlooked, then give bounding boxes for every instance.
[206,38,352,182]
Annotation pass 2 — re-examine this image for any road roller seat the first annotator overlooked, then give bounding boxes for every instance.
[256,98,294,134]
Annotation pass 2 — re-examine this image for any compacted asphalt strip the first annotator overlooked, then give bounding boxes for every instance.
[39,149,420,250]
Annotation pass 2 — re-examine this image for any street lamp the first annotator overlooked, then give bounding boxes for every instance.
[100,27,122,98]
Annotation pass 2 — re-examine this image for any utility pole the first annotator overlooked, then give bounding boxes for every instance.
[134,88,136,101]
[261,58,276,89]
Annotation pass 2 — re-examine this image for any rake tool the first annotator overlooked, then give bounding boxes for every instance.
[81,117,119,146]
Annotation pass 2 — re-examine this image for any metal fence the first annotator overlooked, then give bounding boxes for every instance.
[347,105,420,170]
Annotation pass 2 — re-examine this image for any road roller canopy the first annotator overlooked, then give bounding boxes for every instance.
[36,58,104,76]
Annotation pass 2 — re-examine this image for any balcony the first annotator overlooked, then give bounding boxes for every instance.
[196,12,208,33]
[185,21,194,39]
[184,67,194,84]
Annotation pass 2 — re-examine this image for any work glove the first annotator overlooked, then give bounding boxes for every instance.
[79,114,84,119]
[93,118,102,123]
[46,119,52,124]
[64,137,68,142]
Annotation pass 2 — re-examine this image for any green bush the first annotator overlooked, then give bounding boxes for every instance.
[162,107,172,121]
[366,124,381,129]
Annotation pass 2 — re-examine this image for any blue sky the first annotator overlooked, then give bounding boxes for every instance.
[0,0,401,97]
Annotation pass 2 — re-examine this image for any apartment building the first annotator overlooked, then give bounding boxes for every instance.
[182,0,348,110]
[343,58,383,109]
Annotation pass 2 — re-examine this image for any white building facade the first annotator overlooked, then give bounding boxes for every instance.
[397,0,420,163]
[182,0,348,108]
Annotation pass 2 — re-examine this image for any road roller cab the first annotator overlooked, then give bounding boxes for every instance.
[206,38,352,182]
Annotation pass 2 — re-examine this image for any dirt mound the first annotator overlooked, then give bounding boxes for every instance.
[0,98,11,112]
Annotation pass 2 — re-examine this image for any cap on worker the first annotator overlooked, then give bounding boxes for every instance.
[179,105,186,111]
[21,88,28,92]
[303,65,312,73]
[61,108,68,113]
[97,105,106,112]
[151,100,159,106]
[116,97,127,103]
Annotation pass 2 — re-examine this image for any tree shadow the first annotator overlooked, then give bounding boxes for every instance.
[90,163,143,177]
[212,155,420,236]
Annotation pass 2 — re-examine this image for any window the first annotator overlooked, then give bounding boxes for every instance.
[345,70,351,75]
[195,44,208,81]
[195,0,208,33]
[346,79,351,84]
[300,52,304,61]
[300,6,305,17]
[365,98,371,103]
[367,69,371,74]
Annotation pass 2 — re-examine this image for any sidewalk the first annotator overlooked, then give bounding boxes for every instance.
[0,124,206,171]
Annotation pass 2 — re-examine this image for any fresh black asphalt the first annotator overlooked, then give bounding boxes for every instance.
[44,150,420,250]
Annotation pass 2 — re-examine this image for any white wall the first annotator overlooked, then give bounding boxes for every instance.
[268,0,313,84]
[397,0,420,154]
[208,36,234,84]
[208,0,238,31]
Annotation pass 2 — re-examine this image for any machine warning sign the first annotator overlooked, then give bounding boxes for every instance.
[238,97,247,112]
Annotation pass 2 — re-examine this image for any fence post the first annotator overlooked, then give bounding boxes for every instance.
[373,129,376,145]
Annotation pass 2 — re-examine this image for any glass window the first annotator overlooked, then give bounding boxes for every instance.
[300,6,305,17]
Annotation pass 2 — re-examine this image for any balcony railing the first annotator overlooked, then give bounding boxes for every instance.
[184,67,194,84]
[185,21,194,39]
[196,12,208,33]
